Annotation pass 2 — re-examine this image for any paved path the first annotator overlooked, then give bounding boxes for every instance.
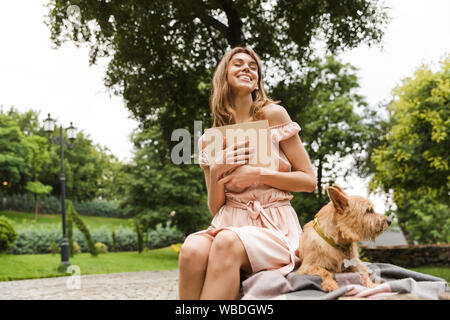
[0,270,179,300]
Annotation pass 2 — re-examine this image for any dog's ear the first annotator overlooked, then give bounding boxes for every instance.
[327,186,349,214]
[331,185,346,195]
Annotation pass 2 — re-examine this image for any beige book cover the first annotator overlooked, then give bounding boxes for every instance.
[204,120,277,170]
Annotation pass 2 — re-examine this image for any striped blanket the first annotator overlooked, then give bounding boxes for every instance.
[241,263,449,300]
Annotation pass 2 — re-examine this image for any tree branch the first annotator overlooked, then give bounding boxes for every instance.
[200,14,229,40]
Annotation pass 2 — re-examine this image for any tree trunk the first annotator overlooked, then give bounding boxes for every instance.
[317,157,323,196]
[34,195,38,221]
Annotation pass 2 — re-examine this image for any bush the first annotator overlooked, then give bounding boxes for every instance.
[49,241,59,255]
[0,216,18,253]
[9,227,61,254]
[91,226,113,249]
[9,226,138,254]
[147,223,185,249]
[0,194,126,217]
[67,201,98,256]
[113,226,137,252]
[94,242,108,254]
[112,231,117,252]
[74,200,126,218]
[7,221,184,254]
[0,194,60,214]
[73,241,81,254]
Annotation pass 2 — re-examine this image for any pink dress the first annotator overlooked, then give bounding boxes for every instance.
[196,120,303,276]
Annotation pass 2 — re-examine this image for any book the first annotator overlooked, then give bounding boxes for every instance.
[203,120,277,170]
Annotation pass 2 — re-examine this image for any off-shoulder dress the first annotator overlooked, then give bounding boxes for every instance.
[196,121,303,276]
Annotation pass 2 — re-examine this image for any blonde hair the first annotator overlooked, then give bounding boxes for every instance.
[210,46,280,127]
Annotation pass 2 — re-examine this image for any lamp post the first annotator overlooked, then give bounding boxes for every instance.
[44,113,77,267]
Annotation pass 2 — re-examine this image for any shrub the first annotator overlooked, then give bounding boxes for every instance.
[94,242,108,254]
[9,227,61,254]
[50,241,59,255]
[135,219,144,253]
[113,226,137,252]
[9,226,138,254]
[0,194,126,217]
[73,200,126,218]
[67,201,98,256]
[73,241,81,254]
[147,222,185,249]
[171,243,182,254]
[91,226,113,249]
[111,231,117,252]
[0,216,18,253]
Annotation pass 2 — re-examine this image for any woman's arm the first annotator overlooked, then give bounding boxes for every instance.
[202,166,227,216]
[257,137,317,193]
[260,104,317,192]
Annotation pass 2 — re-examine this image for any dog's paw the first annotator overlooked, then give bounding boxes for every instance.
[321,279,339,292]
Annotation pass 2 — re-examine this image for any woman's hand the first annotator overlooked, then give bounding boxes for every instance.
[210,137,254,178]
[217,165,261,191]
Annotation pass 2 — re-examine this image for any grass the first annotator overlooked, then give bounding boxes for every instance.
[0,210,133,231]
[410,266,450,284]
[0,247,179,281]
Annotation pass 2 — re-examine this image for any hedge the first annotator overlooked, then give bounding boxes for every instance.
[7,224,185,255]
[0,194,126,218]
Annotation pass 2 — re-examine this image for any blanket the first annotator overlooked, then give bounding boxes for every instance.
[241,263,449,300]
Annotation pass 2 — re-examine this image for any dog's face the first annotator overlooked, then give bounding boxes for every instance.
[327,185,391,243]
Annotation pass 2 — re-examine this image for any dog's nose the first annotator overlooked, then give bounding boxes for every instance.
[387,219,391,226]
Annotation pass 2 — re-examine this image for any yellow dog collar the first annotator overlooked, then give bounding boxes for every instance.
[313,217,351,252]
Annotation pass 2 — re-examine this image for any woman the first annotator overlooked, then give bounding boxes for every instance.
[178,46,317,300]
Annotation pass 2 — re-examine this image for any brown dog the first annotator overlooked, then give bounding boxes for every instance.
[298,185,391,292]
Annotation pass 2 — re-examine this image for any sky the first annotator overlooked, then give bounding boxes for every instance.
[1,0,449,213]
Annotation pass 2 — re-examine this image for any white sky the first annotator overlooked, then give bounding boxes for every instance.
[1,0,449,212]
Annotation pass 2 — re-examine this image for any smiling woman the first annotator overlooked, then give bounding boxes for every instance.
[178,47,317,300]
[209,47,280,128]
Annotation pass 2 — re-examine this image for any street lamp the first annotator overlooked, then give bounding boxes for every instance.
[44,113,77,267]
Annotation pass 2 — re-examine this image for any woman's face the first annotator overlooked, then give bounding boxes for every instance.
[226,52,259,95]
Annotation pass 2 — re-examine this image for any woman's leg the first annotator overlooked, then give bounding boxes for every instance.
[178,234,213,299]
[200,230,251,300]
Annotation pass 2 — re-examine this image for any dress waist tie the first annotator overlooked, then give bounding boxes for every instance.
[225,198,297,275]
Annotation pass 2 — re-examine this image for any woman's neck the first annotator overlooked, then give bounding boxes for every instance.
[232,93,253,124]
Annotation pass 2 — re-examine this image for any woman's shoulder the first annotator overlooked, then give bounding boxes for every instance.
[260,104,292,127]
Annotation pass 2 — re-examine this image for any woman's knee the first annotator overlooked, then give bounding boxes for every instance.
[211,230,243,257]
[179,235,211,268]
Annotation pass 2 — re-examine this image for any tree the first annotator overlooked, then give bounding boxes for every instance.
[271,55,375,224]
[45,1,391,230]
[66,200,98,256]
[0,107,125,202]
[45,0,390,154]
[370,56,450,244]
[0,115,31,194]
[23,134,52,220]
[25,181,53,220]
[120,125,210,235]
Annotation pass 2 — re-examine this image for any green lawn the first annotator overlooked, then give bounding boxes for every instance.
[0,248,179,281]
[0,210,133,231]
[410,266,450,284]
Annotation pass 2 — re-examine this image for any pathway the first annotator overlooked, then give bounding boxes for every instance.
[0,270,178,300]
